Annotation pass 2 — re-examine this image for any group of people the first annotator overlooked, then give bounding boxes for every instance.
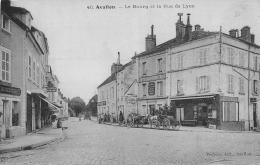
[98,111,124,124]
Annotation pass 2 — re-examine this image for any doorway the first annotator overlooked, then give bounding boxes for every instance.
[149,105,155,115]
[176,107,184,122]
[26,94,32,133]
[197,106,208,126]
[253,103,257,128]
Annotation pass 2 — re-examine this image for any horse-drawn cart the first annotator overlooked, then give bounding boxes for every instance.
[126,113,147,128]
[149,114,180,130]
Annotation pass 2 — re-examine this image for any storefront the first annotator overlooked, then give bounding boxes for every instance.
[170,94,244,131]
[0,84,22,138]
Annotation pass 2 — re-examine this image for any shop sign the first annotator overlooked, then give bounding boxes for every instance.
[250,97,257,103]
[0,85,21,96]
[46,81,57,92]
[47,87,57,92]
[148,82,155,96]
[97,101,106,106]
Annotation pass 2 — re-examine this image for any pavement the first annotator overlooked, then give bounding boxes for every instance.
[97,120,256,134]
[1,118,260,165]
[0,127,65,154]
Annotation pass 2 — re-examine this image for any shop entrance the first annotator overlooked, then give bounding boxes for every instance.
[197,106,208,126]
[26,94,32,133]
[253,103,257,128]
[149,105,155,115]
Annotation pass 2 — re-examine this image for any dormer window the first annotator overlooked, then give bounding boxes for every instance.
[1,14,11,32]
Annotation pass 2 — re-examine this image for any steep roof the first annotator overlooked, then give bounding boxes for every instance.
[97,73,116,88]
[136,30,218,58]
[97,60,134,88]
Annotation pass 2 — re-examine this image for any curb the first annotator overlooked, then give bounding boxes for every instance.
[0,135,64,154]
[98,122,259,134]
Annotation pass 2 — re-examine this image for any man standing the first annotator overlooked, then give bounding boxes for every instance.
[0,112,2,141]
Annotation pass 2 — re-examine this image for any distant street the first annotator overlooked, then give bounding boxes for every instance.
[1,118,260,165]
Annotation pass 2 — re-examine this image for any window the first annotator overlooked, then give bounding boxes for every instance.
[239,78,245,94]
[142,83,147,97]
[177,54,183,69]
[177,80,184,95]
[223,102,238,121]
[239,51,245,67]
[12,101,19,126]
[1,14,10,32]
[254,56,257,71]
[157,58,163,72]
[157,81,163,96]
[36,66,40,85]
[33,61,36,81]
[253,80,259,95]
[227,74,234,93]
[28,56,32,78]
[227,47,234,65]
[112,87,114,98]
[142,62,147,75]
[196,76,210,93]
[1,51,10,82]
[199,49,207,65]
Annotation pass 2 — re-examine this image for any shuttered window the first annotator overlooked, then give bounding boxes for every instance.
[223,102,238,121]
[196,76,210,93]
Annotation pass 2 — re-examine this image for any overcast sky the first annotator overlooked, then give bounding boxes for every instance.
[11,0,260,102]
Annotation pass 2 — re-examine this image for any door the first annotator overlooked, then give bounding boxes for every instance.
[253,103,257,128]
[176,107,184,122]
[149,105,155,115]
[197,106,208,126]
[26,94,32,133]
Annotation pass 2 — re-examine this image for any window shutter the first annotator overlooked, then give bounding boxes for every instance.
[196,77,199,92]
[206,76,210,91]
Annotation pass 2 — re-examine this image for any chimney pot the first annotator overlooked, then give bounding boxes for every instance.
[241,26,251,42]
[229,29,238,38]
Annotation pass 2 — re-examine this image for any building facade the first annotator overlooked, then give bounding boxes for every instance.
[0,1,67,138]
[135,25,167,116]
[97,13,260,131]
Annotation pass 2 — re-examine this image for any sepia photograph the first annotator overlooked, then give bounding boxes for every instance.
[0,0,260,164]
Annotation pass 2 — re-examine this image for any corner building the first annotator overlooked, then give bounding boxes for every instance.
[166,14,260,131]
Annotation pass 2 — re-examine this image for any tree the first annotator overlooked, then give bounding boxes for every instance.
[69,97,86,117]
[86,94,97,116]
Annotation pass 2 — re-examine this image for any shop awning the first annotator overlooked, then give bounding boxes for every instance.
[39,96,60,112]
[170,94,215,101]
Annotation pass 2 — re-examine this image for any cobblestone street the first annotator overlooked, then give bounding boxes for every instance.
[1,118,260,165]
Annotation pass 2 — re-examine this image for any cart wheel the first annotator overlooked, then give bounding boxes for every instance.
[151,120,157,128]
[139,120,144,128]
[163,118,170,129]
[130,121,134,127]
[155,120,160,128]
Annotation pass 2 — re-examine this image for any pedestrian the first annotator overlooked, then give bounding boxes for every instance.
[119,111,124,124]
[0,111,2,141]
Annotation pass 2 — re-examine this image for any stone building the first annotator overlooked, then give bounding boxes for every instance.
[0,1,66,138]
[97,53,138,120]
[166,14,260,131]
[97,13,260,131]
[134,25,167,115]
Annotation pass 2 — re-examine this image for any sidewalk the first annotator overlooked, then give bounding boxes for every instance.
[98,121,256,133]
[0,127,64,154]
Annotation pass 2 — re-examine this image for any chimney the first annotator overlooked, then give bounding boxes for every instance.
[117,51,120,64]
[251,34,255,44]
[184,13,192,41]
[176,13,186,41]
[145,25,156,51]
[229,29,238,38]
[240,26,251,43]
[195,24,201,31]
[1,0,11,11]
[111,52,123,75]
